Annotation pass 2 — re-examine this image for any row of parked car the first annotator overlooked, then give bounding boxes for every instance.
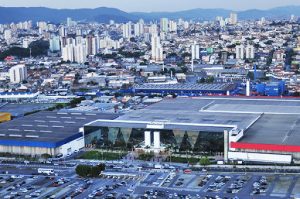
[252,176,268,194]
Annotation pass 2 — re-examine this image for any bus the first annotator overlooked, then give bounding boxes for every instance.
[37,168,54,175]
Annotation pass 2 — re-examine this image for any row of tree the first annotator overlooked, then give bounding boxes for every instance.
[0,40,49,60]
[75,163,105,177]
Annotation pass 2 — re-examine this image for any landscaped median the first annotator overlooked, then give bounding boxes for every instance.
[166,156,211,165]
[78,150,127,161]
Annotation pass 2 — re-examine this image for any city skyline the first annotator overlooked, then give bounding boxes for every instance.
[1,0,300,12]
[1,1,300,197]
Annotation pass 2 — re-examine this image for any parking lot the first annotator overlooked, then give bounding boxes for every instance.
[1,161,300,199]
[133,171,300,199]
[0,161,148,199]
[0,172,142,199]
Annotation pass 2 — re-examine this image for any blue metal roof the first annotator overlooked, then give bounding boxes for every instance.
[0,133,83,148]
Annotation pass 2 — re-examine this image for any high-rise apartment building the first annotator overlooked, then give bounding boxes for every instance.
[9,65,27,83]
[230,12,238,25]
[86,35,97,55]
[151,34,163,62]
[4,29,12,42]
[160,18,169,32]
[122,22,132,38]
[134,21,144,37]
[236,45,245,60]
[169,20,177,32]
[191,42,200,60]
[49,36,60,52]
[149,24,158,35]
[61,36,89,63]
[246,45,255,59]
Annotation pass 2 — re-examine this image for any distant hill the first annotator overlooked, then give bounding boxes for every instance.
[0,6,300,24]
[133,6,300,21]
[0,7,138,23]
[132,9,232,21]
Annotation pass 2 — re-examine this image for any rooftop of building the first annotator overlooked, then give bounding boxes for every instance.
[0,103,55,117]
[0,111,119,148]
[239,114,300,146]
[134,83,236,91]
[87,96,300,134]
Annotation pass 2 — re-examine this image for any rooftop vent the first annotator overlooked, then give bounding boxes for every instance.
[25,135,39,138]
[202,118,215,122]
[9,134,22,137]
[129,115,141,118]
[176,117,190,121]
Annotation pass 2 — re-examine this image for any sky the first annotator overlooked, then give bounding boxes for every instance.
[1,0,300,12]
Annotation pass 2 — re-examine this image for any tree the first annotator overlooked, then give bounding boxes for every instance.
[98,163,106,171]
[41,153,51,159]
[266,49,274,66]
[69,97,85,108]
[182,52,191,58]
[0,39,51,60]
[247,72,254,80]
[76,163,105,177]
[205,76,214,83]
[74,72,81,84]
[76,165,92,177]
[29,39,50,56]
[226,44,236,49]
[169,68,176,76]
[87,81,98,86]
[114,92,122,98]
[181,66,188,73]
[198,78,205,83]
[285,48,295,66]
[199,157,210,166]
[90,166,101,177]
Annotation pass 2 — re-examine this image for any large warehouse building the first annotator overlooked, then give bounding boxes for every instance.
[132,83,237,96]
[85,97,300,164]
[2,97,300,164]
[0,111,118,157]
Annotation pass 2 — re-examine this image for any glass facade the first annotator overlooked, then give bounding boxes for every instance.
[84,126,224,153]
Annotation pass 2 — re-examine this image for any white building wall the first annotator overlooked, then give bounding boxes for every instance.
[246,45,255,59]
[228,151,292,164]
[144,131,151,147]
[153,131,160,148]
[0,145,55,156]
[0,136,84,157]
[9,64,27,83]
[236,45,244,60]
[58,136,85,156]
[191,42,200,60]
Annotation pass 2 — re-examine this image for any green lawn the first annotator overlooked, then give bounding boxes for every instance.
[79,151,127,160]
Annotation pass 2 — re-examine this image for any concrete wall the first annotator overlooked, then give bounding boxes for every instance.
[228,151,292,164]
[236,148,300,161]
[58,136,84,156]
[0,145,55,156]
[0,137,84,157]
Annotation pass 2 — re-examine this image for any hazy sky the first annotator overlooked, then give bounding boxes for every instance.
[1,0,300,12]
